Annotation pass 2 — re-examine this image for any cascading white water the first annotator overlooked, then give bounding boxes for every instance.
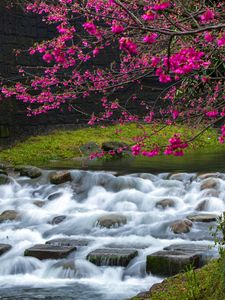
[0,170,223,300]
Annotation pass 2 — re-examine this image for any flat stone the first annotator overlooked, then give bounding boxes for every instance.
[24,244,77,260]
[187,213,217,222]
[170,219,192,234]
[156,199,175,209]
[198,173,223,180]
[33,200,46,208]
[50,215,67,225]
[15,166,42,179]
[96,214,127,228]
[146,250,200,276]
[87,248,138,267]
[0,175,10,185]
[50,171,72,185]
[200,178,219,190]
[46,238,91,247]
[0,210,20,223]
[0,244,12,256]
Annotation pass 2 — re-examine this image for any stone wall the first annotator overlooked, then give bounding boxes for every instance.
[0,5,167,148]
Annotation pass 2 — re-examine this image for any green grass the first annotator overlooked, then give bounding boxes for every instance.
[0,123,223,166]
[131,258,225,300]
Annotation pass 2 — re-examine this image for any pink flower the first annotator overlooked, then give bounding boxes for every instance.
[42,53,53,63]
[111,24,124,34]
[152,2,170,11]
[204,32,214,42]
[131,144,141,156]
[142,11,157,21]
[119,37,137,54]
[205,110,218,118]
[143,33,158,44]
[200,9,215,23]
[83,22,97,35]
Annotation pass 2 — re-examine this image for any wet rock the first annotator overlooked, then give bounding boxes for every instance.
[102,141,130,152]
[187,213,217,222]
[170,219,192,234]
[169,173,192,181]
[0,210,20,223]
[24,244,77,260]
[200,178,219,190]
[198,173,223,180]
[146,250,200,276]
[0,175,10,185]
[96,214,127,228]
[15,166,42,179]
[87,248,138,267]
[195,200,209,211]
[47,192,63,201]
[46,238,91,247]
[0,244,12,256]
[202,189,219,198]
[33,200,45,208]
[50,215,66,225]
[156,199,175,209]
[50,171,71,185]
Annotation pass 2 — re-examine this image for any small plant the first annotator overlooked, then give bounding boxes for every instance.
[185,264,200,300]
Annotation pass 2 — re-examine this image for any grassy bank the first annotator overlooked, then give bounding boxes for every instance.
[131,258,225,300]
[0,123,223,166]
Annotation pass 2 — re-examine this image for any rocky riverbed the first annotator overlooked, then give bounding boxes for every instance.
[0,165,222,299]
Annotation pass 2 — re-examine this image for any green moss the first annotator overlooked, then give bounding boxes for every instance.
[131,259,225,300]
[0,123,223,166]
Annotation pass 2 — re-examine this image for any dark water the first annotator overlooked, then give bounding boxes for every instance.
[47,151,225,174]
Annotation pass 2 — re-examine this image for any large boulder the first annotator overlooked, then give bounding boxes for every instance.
[0,210,20,223]
[50,171,71,185]
[0,244,12,256]
[146,250,200,276]
[46,238,91,247]
[0,175,10,185]
[15,166,42,179]
[170,219,192,234]
[87,248,138,267]
[200,178,219,190]
[24,244,77,260]
[96,214,127,228]
[156,199,175,209]
[187,213,217,222]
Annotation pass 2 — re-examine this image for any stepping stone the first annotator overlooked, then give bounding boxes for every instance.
[200,178,219,190]
[0,244,12,256]
[24,244,76,260]
[187,213,217,222]
[170,219,193,234]
[87,248,138,267]
[50,171,71,185]
[146,250,200,276]
[46,238,91,247]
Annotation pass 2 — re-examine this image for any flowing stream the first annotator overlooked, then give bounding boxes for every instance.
[0,169,223,299]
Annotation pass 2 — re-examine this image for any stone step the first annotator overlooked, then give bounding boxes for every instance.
[0,244,12,256]
[24,244,77,260]
[146,243,216,276]
[87,248,138,267]
[46,238,91,247]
